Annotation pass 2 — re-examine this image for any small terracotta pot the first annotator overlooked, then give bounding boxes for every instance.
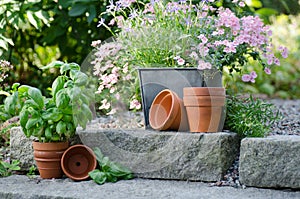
[183,87,226,133]
[33,141,69,179]
[149,89,189,131]
[61,144,97,181]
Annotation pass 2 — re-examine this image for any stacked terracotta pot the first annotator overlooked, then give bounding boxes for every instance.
[183,87,226,132]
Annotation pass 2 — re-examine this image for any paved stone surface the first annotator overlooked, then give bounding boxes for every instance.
[0,175,299,199]
[239,135,300,189]
[77,128,239,182]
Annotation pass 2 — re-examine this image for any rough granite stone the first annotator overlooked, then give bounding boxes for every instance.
[77,128,239,182]
[10,127,81,171]
[10,127,35,170]
[239,135,300,189]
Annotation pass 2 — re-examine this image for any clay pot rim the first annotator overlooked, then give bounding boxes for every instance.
[183,87,225,96]
[61,144,97,181]
[149,89,181,130]
[32,141,69,150]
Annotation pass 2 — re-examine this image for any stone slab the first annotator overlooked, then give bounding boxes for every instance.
[77,128,239,182]
[239,135,300,189]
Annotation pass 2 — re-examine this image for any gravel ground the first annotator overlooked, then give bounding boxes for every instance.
[268,99,300,136]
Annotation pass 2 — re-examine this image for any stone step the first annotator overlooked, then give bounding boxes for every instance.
[239,135,300,189]
[77,128,239,182]
[10,127,239,182]
[10,127,300,189]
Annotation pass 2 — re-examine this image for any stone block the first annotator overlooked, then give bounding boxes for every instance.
[77,128,239,182]
[239,135,300,189]
[10,127,34,170]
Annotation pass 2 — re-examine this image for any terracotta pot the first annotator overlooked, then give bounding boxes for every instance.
[61,144,97,181]
[33,141,69,179]
[183,87,226,133]
[149,89,189,131]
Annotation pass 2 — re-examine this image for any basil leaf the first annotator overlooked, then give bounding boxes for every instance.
[28,87,44,109]
[52,76,64,100]
[89,170,107,185]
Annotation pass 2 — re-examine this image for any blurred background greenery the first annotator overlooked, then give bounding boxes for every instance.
[1,0,300,100]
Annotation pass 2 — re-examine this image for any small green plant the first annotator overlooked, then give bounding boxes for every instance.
[19,61,94,142]
[26,165,37,178]
[89,147,133,185]
[225,95,281,138]
[0,156,20,177]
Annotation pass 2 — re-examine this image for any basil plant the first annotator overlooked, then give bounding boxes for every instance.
[19,61,94,142]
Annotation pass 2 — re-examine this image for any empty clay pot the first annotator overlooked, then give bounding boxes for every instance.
[183,87,226,133]
[149,89,189,131]
[61,144,97,181]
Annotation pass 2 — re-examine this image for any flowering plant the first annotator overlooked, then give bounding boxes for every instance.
[92,0,288,114]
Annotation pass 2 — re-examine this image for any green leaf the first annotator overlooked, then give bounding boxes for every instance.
[45,127,52,140]
[108,162,133,178]
[68,87,81,101]
[26,11,39,29]
[93,147,104,165]
[0,35,14,46]
[41,108,63,122]
[52,76,65,100]
[25,118,41,130]
[89,170,107,185]
[41,61,65,70]
[246,0,262,8]
[56,120,67,135]
[68,4,88,17]
[59,63,71,74]
[4,92,17,115]
[74,72,88,86]
[69,62,80,71]
[34,10,49,26]
[56,90,70,109]
[28,87,44,109]
[18,85,30,96]
[0,40,8,50]
[19,109,29,128]
[256,8,278,17]
[87,5,96,23]
[58,0,73,8]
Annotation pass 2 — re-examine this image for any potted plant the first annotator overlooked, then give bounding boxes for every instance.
[91,0,288,129]
[18,61,94,179]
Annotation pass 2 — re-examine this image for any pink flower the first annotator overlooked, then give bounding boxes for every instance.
[242,71,257,83]
[264,67,271,75]
[177,58,185,66]
[197,34,208,44]
[279,46,289,58]
[197,60,212,70]
[239,2,245,7]
[99,99,111,110]
[130,99,141,110]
